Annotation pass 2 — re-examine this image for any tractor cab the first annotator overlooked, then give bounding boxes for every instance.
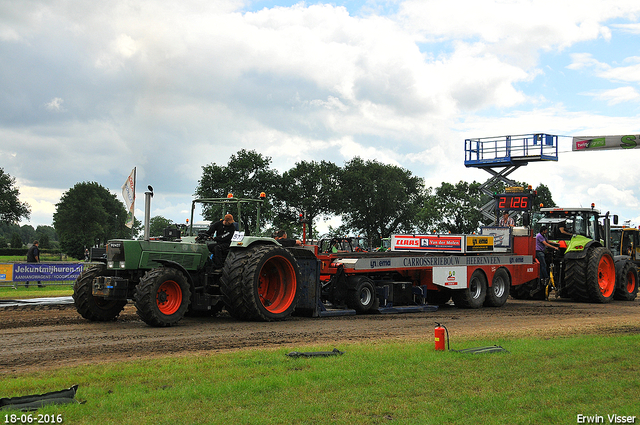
[319,237,355,254]
[610,226,640,261]
[538,207,607,249]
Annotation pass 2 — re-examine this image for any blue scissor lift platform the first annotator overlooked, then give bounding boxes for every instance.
[465,134,559,223]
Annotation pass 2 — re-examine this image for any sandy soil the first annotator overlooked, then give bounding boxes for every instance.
[1,297,639,375]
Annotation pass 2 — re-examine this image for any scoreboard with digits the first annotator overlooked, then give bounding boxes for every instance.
[495,193,534,211]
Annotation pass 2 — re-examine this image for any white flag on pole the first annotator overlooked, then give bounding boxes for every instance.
[122,168,136,228]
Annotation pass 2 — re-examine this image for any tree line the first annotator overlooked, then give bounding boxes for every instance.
[0,153,555,259]
[0,167,58,250]
[192,150,555,244]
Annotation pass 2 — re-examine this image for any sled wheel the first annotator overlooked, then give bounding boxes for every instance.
[452,269,487,309]
[484,268,510,307]
[347,277,377,313]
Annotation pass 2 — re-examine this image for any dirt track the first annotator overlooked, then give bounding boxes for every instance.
[1,297,639,375]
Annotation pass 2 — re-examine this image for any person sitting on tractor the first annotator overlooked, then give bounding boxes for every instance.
[206,214,237,269]
[274,230,302,247]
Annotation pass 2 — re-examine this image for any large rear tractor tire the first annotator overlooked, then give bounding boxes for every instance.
[614,260,638,301]
[452,270,487,309]
[564,256,588,302]
[73,264,127,321]
[134,267,191,327]
[221,244,300,321]
[346,276,377,313]
[484,268,510,307]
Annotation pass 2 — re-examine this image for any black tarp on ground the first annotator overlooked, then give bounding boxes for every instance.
[0,385,79,411]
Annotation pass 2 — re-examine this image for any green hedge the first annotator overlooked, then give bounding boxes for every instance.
[0,248,62,256]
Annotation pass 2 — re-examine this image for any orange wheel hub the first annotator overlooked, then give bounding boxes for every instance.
[597,255,615,297]
[156,280,182,315]
[257,256,297,314]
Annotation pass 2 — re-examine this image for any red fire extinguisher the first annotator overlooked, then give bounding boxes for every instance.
[435,322,449,351]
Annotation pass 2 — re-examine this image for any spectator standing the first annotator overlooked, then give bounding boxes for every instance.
[25,240,43,288]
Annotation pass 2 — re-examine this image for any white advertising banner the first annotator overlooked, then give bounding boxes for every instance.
[572,135,640,152]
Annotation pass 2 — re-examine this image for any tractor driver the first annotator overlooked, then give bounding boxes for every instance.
[274,230,302,247]
[206,214,237,269]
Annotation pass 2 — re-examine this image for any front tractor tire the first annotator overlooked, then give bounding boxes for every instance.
[221,244,300,322]
[134,267,191,327]
[73,264,127,321]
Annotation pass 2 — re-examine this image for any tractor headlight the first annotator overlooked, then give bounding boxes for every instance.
[107,261,114,269]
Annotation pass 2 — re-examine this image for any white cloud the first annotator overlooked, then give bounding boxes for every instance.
[45,98,66,112]
[587,184,640,209]
[587,86,640,105]
[566,53,603,71]
[598,60,640,84]
[3,0,640,231]
[612,23,640,34]
[398,0,628,54]
[568,53,640,84]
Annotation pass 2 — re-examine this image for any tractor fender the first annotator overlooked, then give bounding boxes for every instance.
[230,236,279,249]
[564,240,602,261]
[153,259,195,287]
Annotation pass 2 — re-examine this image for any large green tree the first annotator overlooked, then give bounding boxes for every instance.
[19,224,36,246]
[0,168,30,224]
[35,225,58,249]
[276,160,341,240]
[337,157,425,244]
[10,233,22,249]
[427,181,486,234]
[53,182,130,259]
[532,183,556,211]
[195,150,280,235]
[147,216,173,238]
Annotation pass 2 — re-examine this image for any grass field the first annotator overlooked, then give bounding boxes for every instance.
[0,284,73,299]
[1,333,638,424]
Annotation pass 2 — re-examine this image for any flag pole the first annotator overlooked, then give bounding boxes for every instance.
[132,167,136,239]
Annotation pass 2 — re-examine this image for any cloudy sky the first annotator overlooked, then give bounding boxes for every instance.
[2,0,640,232]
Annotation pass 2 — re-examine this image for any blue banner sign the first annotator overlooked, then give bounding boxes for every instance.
[11,263,84,282]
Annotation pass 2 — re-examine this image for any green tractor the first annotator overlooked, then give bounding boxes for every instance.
[609,225,640,301]
[73,191,312,326]
[516,206,638,302]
